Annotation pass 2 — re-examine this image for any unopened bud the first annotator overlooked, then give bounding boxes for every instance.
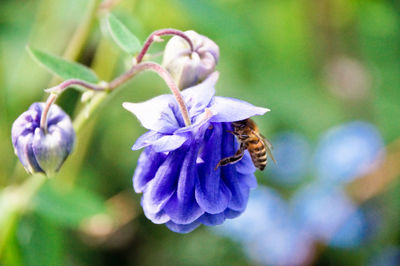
[162,30,219,90]
[11,103,75,176]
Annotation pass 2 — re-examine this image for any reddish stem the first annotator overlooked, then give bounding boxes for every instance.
[109,62,191,126]
[46,79,106,94]
[136,29,194,64]
[41,29,194,128]
[40,93,58,133]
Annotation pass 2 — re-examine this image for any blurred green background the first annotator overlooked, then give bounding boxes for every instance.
[1,0,400,265]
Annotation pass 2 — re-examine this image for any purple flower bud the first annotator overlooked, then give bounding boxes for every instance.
[123,72,270,233]
[11,102,75,176]
[162,30,219,90]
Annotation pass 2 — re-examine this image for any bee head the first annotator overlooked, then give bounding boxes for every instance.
[232,119,248,130]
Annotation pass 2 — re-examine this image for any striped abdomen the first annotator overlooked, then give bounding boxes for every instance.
[246,136,267,171]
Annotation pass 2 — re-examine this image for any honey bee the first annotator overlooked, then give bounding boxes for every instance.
[215,119,275,171]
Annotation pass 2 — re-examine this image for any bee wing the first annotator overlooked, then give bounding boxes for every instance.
[260,134,273,149]
[257,132,277,164]
[264,139,276,164]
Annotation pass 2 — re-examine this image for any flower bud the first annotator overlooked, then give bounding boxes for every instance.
[162,30,219,90]
[11,103,75,176]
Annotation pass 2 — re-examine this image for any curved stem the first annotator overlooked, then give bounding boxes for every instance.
[46,79,108,94]
[136,29,194,64]
[109,62,191,126]
[41,80,108,132]
[40,93,58,133]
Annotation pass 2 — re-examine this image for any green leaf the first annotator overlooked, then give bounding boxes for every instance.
[26,47,99,83]
[107,13,141,54]
[33,183,108,228]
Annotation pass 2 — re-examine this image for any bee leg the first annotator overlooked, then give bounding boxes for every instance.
[215,143,245,170]
[226,130,238,136]
[226,130,249,139]
[238,135,249,141]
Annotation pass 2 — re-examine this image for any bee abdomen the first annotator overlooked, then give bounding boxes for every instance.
[250,148,267,170]
[252,158,267,170]
[249,139,260,145]
[254,146,263,152]
[256,150,266,158]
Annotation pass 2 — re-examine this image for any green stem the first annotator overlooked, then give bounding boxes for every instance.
[73,91,108,132]
[62,0,101,61]
[49,0,101,86]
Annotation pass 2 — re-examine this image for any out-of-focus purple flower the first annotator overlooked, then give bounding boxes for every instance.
[314,121,384,184]
[214,186,314,266]
[11,103,75,176]
[329,209,367,248]
[291,182,367,246]
[247,223,314,266]
[267,132,311,186]
[162,30,219,90]
[123,72,269,233]
[214,186,288,243]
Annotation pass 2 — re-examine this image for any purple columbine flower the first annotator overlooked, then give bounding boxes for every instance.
[123,72,269,233]
[11,102,75,176]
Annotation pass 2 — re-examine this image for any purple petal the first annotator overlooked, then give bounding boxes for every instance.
[152,134,188,152]
[132,131,188,152]
[236,150,257,175]
[164,143,204,224]
[133,147,167,193]
[141,202,170,224]
[235,150,258,189]
[123,95,181,134]
[224,208,243,219]
[46,104,69,126]
[222,166,250,212]
[181,72,219,118]
[220,127,250,212]
[142,148,186,214]
[32,125,74,176]
[132,131,163,150]
[29,102,44,114]
[238,172,257,189]
[209,96,270,123]
[11,109,37,147]
[200,212,226,226]
[174,108,213,137]
[195,123,231,214]
[14,133,43,174]
[166,220,202,234]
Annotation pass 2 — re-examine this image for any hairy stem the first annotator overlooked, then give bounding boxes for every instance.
[136,29,194,64]
[40,93,57,133]
[46,79,108,94]
[62,0,102,61]
[109,62,191,126]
